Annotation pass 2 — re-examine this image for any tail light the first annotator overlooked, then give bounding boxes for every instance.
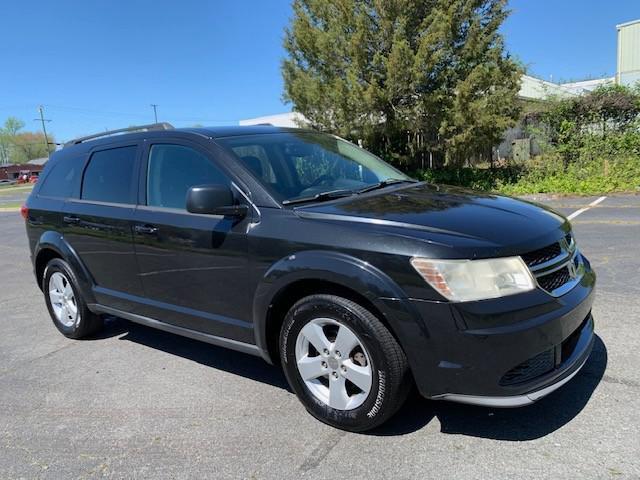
[20,204,29,220]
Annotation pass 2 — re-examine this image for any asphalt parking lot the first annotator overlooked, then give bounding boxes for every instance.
[1,193,639,479]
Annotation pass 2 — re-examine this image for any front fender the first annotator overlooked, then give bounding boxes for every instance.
[34,231,96,304]
[253,250,429,365]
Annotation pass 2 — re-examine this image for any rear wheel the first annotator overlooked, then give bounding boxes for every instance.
[280,294,410,432]
[43,258,103,339]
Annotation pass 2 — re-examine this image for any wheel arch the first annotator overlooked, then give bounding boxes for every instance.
[253,251,424,366]
[34,231,96,304]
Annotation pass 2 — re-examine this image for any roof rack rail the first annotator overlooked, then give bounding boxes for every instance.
[64,122,174,148]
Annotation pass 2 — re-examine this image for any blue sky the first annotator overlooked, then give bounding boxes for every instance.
[0,0,638,142]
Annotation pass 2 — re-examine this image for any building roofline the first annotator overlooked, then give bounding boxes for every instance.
[560,77,615,87]
[521,74,559,87]
[616,18,640,29]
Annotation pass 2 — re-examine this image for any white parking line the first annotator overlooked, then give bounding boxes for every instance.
[567,196,607,220]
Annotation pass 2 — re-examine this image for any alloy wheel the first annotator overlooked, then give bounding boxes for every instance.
[48,272,79,327]
[294,318,373,410]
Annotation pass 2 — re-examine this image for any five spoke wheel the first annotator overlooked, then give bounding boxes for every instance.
[295,318,373,410]
[48,271,79,327]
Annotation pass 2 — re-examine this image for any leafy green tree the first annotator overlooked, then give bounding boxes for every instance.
[0,116,55,164]
[282,0,522,167]
[0,118,23,164]
[3,117,25,136]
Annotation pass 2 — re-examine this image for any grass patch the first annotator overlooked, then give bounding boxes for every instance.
[0,202,23,210]
[0,184,34,195]
[413,156,640,196]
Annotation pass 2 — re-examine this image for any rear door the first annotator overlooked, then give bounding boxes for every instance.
[63,142,144,310]
[131,139,252,343]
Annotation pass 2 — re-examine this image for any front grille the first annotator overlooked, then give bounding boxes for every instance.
[500,348,555,386]
[499,315,591,387]
[520,232,580,295]
[537,266,572,292]
[521,243,562,267]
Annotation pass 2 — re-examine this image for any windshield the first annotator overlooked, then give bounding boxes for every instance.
[215,132,412,203]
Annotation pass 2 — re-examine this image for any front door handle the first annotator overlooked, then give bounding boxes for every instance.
[134,224,159,235]
[63,215,81,224]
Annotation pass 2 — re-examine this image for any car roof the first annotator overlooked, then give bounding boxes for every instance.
[182,125,317,138]
[58,124,320,155]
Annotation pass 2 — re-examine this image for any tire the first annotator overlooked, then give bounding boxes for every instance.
[43,258,103,339]
[280,294,410,432]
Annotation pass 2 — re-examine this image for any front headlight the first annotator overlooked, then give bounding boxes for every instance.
[410,257,536,302]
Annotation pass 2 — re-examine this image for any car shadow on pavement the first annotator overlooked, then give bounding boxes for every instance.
[97,316,606,440]
[100,316,291,391]
[371,335,608,440]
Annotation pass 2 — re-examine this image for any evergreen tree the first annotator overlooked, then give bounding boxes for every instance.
[282,0,522,167]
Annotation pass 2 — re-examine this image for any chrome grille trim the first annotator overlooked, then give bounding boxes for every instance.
[522,233,583,297]
[528,251,573,275]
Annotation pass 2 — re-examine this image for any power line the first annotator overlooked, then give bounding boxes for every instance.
[1,103,246,124]
[43,104,240,122]
[39,104,242,123]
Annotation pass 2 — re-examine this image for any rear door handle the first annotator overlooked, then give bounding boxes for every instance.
[63,215,81,224]
[134,224,159,235]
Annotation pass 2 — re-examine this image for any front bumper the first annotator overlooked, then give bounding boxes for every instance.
[432,315,593,407]
[380,261,596,405]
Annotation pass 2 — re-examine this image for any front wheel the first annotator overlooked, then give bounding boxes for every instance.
[280,294,410,432]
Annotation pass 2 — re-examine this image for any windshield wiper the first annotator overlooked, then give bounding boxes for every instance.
[282,189,355,206]
[356,178,418,194]
[282,179,418,205]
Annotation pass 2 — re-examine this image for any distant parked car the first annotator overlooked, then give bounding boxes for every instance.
[29,175,38,183]
[0,179,16,185]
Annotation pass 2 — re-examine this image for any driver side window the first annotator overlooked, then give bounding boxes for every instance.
[147,144,229,210]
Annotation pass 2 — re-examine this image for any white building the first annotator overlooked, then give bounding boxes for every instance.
[617,19,640,86]
[239,112,307,128]
[237,75,614,129]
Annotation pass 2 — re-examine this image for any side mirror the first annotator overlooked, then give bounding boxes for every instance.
[186,184,248,217]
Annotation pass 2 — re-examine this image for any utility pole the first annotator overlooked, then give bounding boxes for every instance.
[34,105,52,158]
[0,143,8,165]
[150,104,159,123]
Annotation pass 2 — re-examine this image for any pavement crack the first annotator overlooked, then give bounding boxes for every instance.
[600,374,640,389]
[0,341,76,378]
[299,430,345,473]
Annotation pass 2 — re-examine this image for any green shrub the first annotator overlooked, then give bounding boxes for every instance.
[501,155,640,195]
[413,155,640,196]
[414,166,524,191]
[411,84,640,195]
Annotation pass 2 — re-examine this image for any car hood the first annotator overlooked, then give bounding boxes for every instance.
[294,183,569,250]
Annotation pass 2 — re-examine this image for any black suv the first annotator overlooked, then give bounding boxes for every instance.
[24,123,595,431]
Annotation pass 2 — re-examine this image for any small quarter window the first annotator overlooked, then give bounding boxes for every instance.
[38,155,79,198]
[81,146,137,204]
[146,144,228,209]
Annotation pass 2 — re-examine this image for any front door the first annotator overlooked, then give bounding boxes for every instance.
[132,141,252,343]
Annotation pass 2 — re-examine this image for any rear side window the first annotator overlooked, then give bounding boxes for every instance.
[38,155,79,198]
[146,144,229,209]
[81,146,137,204]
